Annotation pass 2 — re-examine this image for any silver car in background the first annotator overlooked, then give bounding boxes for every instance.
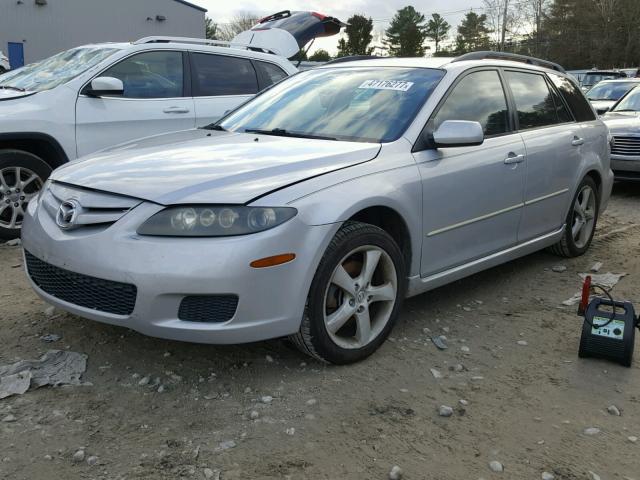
[586,78,640,114]
[22,53,613,364]
[603,85,640,180]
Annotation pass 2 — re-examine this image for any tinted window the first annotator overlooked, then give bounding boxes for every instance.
[434,70,509,136]
[548,81,573,123]
[548,73,597,122]
[102,51,183,99]
[505,71,558,130]
[255,61,288,87]
[191,53,258,96]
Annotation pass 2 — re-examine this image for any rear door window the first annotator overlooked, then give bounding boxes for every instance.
[433,70,510,136]
[547,79,573,123]
[548,73,597,122]
[191,53,258,97]
[505,71,559,130]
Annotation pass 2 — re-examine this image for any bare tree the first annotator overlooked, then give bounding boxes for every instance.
[483,0,523,50]
[218,12,260,41]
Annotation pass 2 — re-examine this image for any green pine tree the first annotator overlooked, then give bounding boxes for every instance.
[384,6,429,57]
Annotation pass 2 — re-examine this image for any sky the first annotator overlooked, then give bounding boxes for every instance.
[190,0,487,54]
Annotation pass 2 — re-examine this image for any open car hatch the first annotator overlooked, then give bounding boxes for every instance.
[233,10,346,59]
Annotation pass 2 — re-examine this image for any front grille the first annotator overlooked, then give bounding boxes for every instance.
[611,136,640,156]
[178,295,239,323]
[25,251,137,316]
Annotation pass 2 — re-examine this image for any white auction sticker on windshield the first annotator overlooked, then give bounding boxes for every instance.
[358,80,414,92]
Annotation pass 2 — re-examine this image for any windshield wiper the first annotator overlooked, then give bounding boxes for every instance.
[244,128,337,141]
[612,109,637,112]
[201,124,227,131]
[0,85,26,92]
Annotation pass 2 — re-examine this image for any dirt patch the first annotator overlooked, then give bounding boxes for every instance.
[1,184,640,479]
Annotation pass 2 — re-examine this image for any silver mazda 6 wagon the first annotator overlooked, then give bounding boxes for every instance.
[22,52,613,364]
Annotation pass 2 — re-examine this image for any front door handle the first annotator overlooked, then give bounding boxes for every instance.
[572,137,585,146]
[504,153,525,165]
[163,106,190,114]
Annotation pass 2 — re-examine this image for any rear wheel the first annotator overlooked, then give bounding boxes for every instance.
[549,176,599,258]
[0,150,52,240]
[290,221,406,364]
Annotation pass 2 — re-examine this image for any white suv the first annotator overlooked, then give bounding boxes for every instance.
[0,10,345,239]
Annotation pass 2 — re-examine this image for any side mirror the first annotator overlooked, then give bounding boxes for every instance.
[597,107,610,115]
[85,77,124,97]
[432,120,484,148]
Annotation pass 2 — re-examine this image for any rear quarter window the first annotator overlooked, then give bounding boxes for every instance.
[548,73,596,122]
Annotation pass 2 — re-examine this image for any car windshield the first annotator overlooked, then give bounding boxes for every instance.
[587,81,638,101]
[611,86,640,112]
[0,46,118,92]
[218,67,445,143]
[583,73,623,86]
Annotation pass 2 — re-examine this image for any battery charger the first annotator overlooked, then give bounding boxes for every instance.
[577,275,639,367]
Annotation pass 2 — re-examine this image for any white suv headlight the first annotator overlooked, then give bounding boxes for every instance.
[137,206,297,237]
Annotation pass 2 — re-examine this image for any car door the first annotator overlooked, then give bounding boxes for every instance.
[413,69,526,277]
[503,70,582,242]
[190,52,261,128]
[75,50,195,157]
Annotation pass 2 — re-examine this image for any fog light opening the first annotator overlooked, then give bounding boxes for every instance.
[250,253,296,268]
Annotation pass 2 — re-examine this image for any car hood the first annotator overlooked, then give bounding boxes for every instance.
[602,111,640,134]
[52,129,381,205]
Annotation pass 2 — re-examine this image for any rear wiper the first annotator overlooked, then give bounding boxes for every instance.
[201,124,227,131]
[244,128,337,141]
[0,85,26,92]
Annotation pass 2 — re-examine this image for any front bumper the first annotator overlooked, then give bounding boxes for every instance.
[611,154,640,180]
[22,199,337,344]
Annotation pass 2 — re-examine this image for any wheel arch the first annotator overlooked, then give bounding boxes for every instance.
[584,169,602,200]
[0,133,69,169]
[347,206,413,274]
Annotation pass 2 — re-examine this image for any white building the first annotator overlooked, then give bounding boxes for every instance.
[0,0,206,68]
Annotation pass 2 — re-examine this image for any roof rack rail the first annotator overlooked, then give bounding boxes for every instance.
[323,55,383,65]
[451,51,565,73]
[133,36,280,56]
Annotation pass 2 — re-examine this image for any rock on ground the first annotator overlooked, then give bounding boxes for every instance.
[389,465,403,480]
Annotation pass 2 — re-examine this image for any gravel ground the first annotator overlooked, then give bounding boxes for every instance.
[1,183,639,480]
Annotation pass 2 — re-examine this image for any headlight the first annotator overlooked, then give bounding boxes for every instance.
[137,206,297,237]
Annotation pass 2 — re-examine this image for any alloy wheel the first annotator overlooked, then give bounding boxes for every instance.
[323,245,398,349]
[571,184,597,249]
[0,166,43,230]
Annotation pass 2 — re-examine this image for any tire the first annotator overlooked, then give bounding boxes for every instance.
[0,150,52,240]
[290,221,407,364]
[549,176,599,258]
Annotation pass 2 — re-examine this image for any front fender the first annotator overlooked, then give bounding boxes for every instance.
[285,164,424,276]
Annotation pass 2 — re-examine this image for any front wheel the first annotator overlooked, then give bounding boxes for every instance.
[549,176,599,258]
[0,150,52,240]
[290,221,406,364]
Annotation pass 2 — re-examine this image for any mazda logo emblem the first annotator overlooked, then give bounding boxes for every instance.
[56,199,80,229]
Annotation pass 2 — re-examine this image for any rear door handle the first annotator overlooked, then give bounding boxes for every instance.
[572,137,585,146]
[163,106,190,114]
[504,153,525,165]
